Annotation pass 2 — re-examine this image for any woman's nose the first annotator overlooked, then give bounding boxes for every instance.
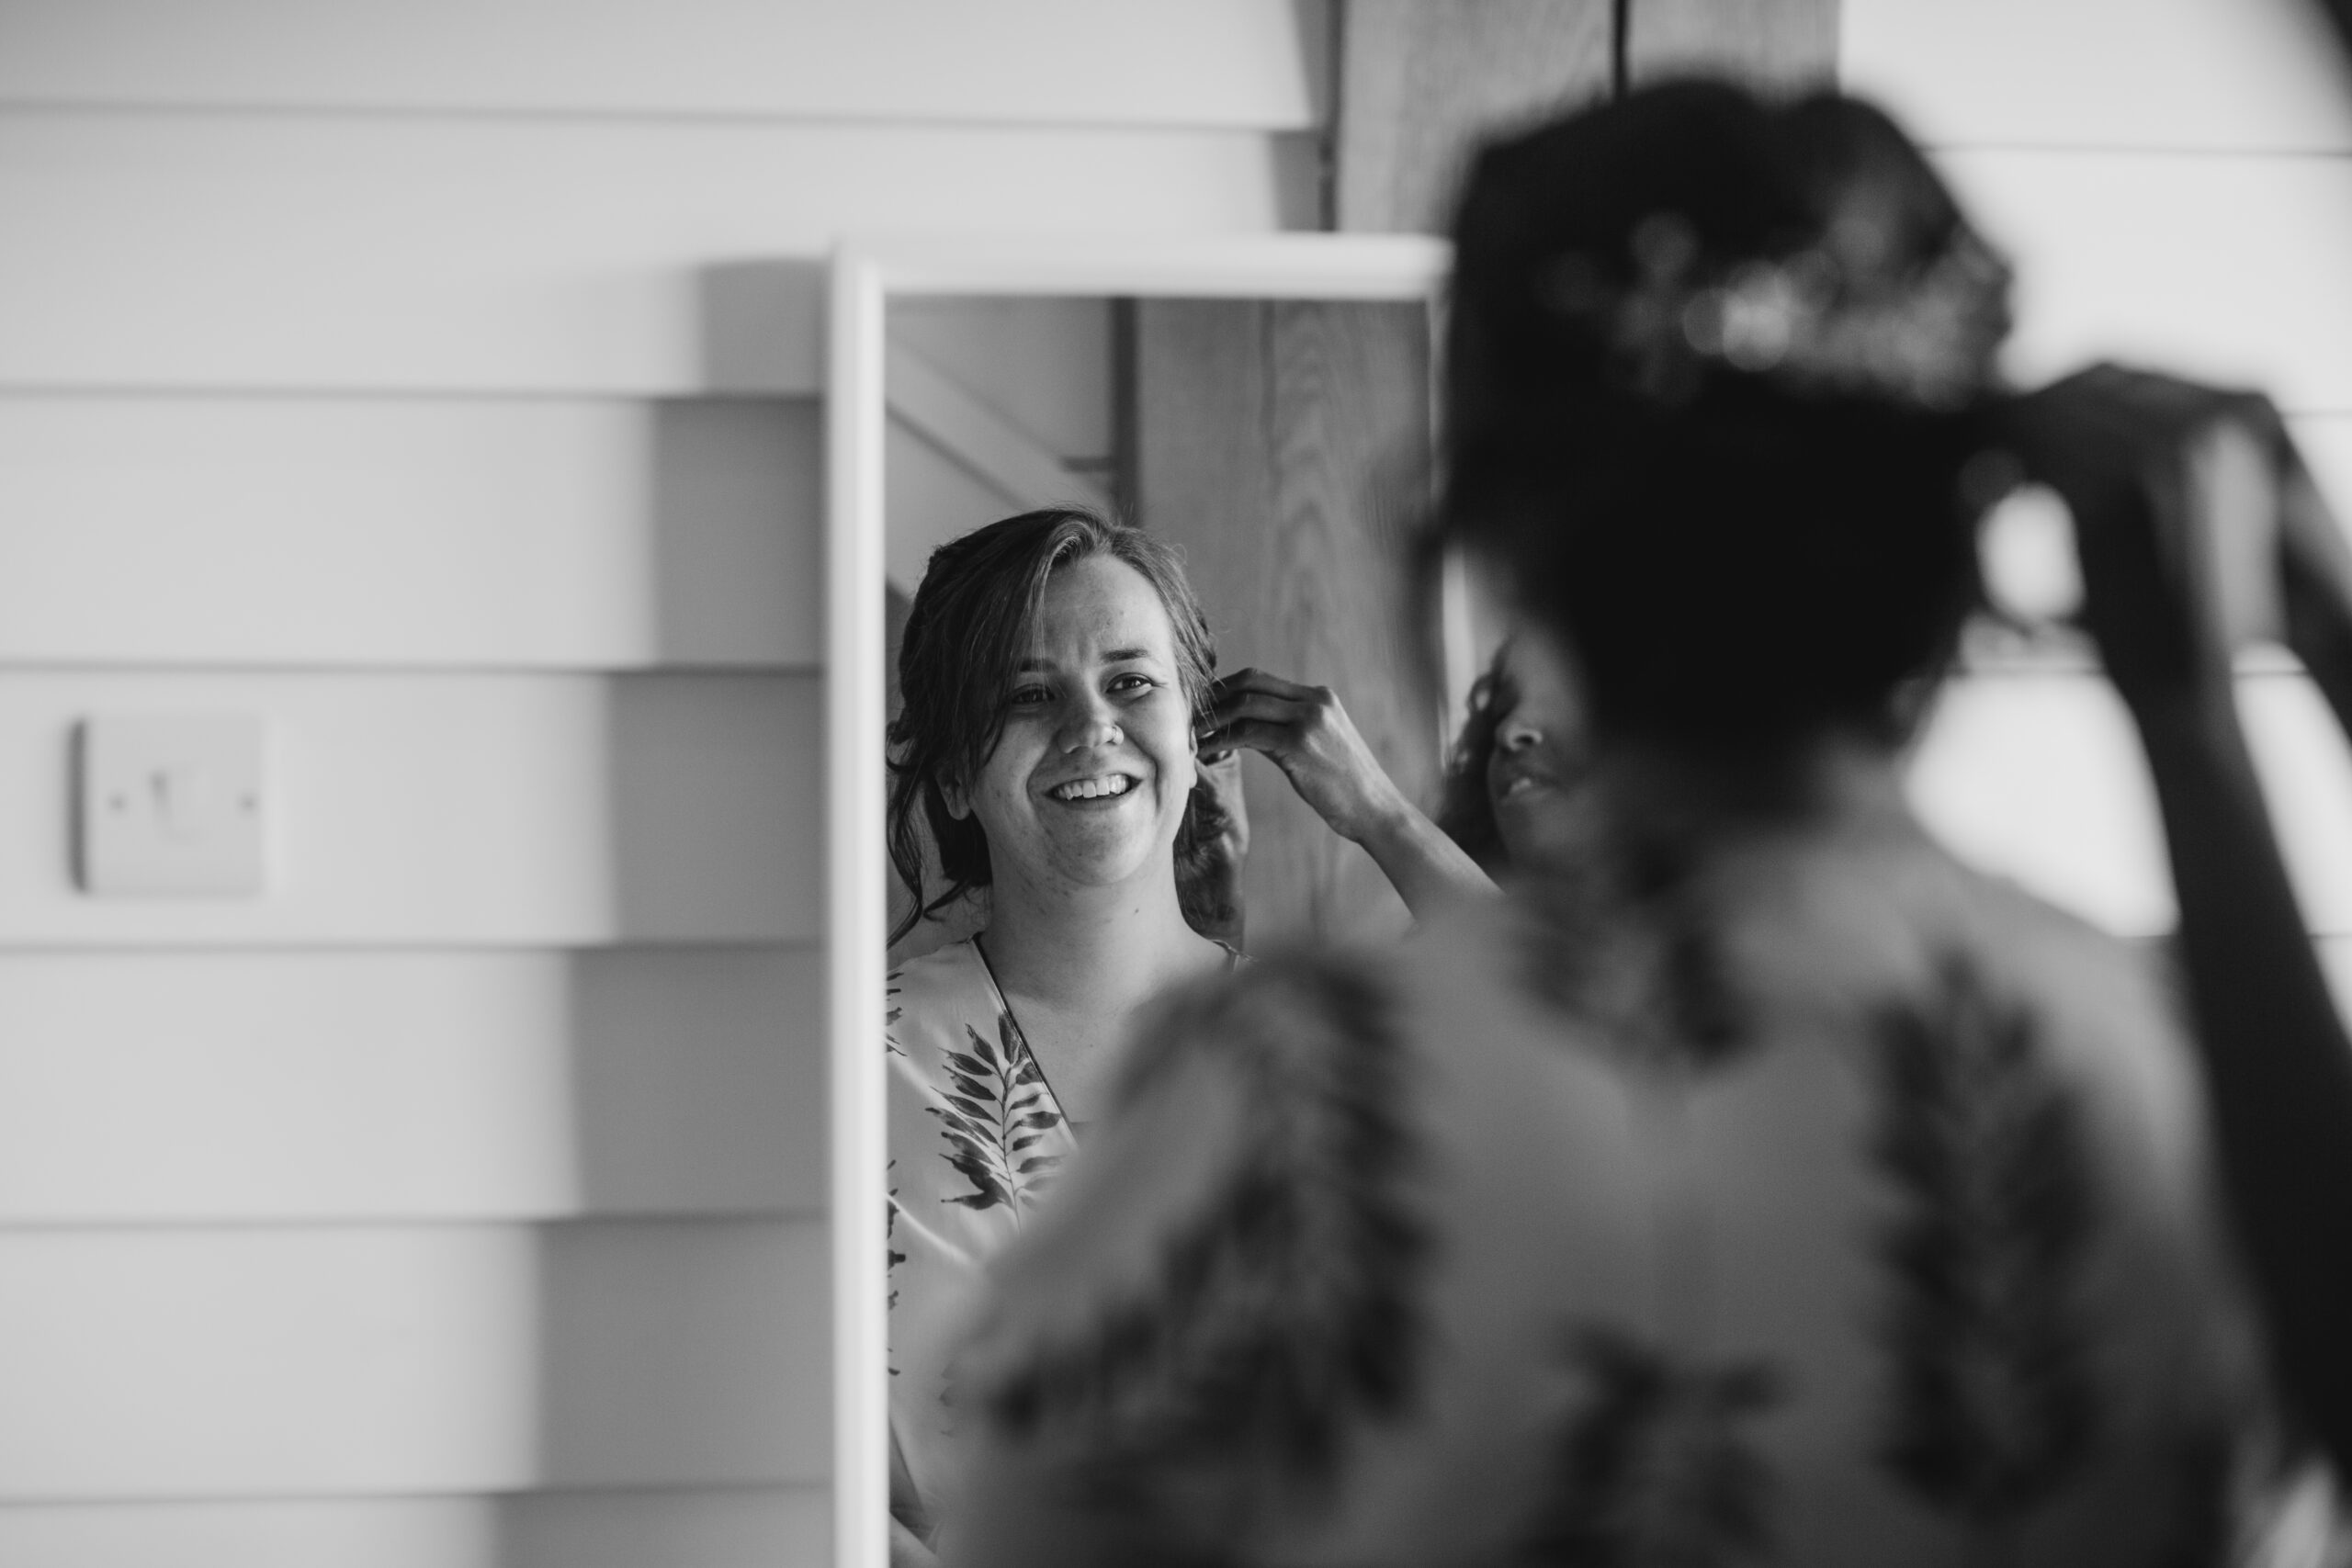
[1059,699,1123,752]
[1499,719,1541,752]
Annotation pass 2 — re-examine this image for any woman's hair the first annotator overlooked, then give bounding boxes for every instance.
[1441,81,2011,744]
[1433,644,1517,872]
[888,507,1225,944]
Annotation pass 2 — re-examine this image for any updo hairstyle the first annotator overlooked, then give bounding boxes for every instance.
[1442,81,2013,744]
[888,508,1223,943]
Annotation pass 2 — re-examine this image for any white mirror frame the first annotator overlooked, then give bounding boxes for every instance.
[823,231,1449,1568]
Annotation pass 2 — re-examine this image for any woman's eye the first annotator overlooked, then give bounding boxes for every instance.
[1109,673,1155,696]
[1008,686,1051,708]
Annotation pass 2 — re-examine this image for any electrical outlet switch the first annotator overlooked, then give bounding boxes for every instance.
[76,715,266,897]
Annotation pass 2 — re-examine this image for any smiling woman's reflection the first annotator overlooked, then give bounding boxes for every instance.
[882,508,1489,1563]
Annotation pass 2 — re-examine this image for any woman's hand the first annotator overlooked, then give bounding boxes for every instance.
[1201,668,1494,917]
[2000,363,2352,719]
[2001,366,2265,708]
[1201,669,1412,845]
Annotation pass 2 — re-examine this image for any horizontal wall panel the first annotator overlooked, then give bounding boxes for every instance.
[0,948,822,1223]
[1844,0,2352,152]
[0,671,816,945]
[0,113,1306,395]
[1906,669,2352,938]
[0,393,818,668]
[0,0,1322,130]
[0,1220,827,1499]
[1940,150,2352,413]
[0,1487,825,1568]
[0,392,818,667]
[1905,670,2167,936]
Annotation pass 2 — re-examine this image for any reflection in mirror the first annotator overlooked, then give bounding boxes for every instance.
[870,277,1509,1562]
[884,295,1120,965]
[884,292,1474,963]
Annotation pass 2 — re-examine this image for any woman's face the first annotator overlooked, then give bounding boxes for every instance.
[956,554,1197,899]
[1485,630,1589,865]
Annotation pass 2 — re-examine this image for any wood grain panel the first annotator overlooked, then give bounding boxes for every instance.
[0,393,817,668]
[0,1487,826,1568]
[0,1220,827,1499]
[1939,150,2352,413]
[0,0,1322,130]
[0,948,821,1223]
[1626,0,1839,91]
[0,114,1303,395]
[1334,0,1834,234]
[1135,299,1438,946]
[1335,0,1611,233]
[1844,0,2352,153]
[1906,669,2352,938]
[0,672,816,945]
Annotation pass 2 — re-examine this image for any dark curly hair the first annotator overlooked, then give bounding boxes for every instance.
[1432,645,1518,872]
[888,507,1232,944]
[1442,81,2009,744]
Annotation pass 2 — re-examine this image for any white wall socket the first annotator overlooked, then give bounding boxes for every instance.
[76,715,266,897]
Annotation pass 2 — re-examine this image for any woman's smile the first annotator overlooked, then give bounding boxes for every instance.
[1046,772,1139,804]
[958,554,1198,894]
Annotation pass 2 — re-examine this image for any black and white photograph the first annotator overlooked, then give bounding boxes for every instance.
[3,4,2351,1565]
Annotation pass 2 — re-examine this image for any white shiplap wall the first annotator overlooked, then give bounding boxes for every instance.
[0,5,1320,1564]
[1847,0,2352,948]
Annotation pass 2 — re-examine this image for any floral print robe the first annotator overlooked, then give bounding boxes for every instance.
[887,938,1077,1525]
[948,761,2331,1567]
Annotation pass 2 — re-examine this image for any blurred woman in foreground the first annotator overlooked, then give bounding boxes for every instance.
[944,83,2332,1566]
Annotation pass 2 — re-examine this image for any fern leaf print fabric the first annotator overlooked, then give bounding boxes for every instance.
[933,1007,1066,1214]
[951,767,2317,1567]
[886,939,1074,1518]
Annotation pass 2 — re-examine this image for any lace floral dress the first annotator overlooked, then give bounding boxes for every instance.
[947,762,2327,1568]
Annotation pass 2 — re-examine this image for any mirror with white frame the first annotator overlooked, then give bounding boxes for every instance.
[823,233,1467,1568]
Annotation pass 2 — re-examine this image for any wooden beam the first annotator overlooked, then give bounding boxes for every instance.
[1627,0,1840,93]
[1332,0,1841,236]
[1335,0,1613,234]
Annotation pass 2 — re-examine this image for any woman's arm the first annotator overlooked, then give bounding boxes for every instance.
[1202,668,1496,918]
[2010,366,2352,1470]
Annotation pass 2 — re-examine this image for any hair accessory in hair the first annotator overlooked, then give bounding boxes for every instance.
[1543,207,2010,411]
